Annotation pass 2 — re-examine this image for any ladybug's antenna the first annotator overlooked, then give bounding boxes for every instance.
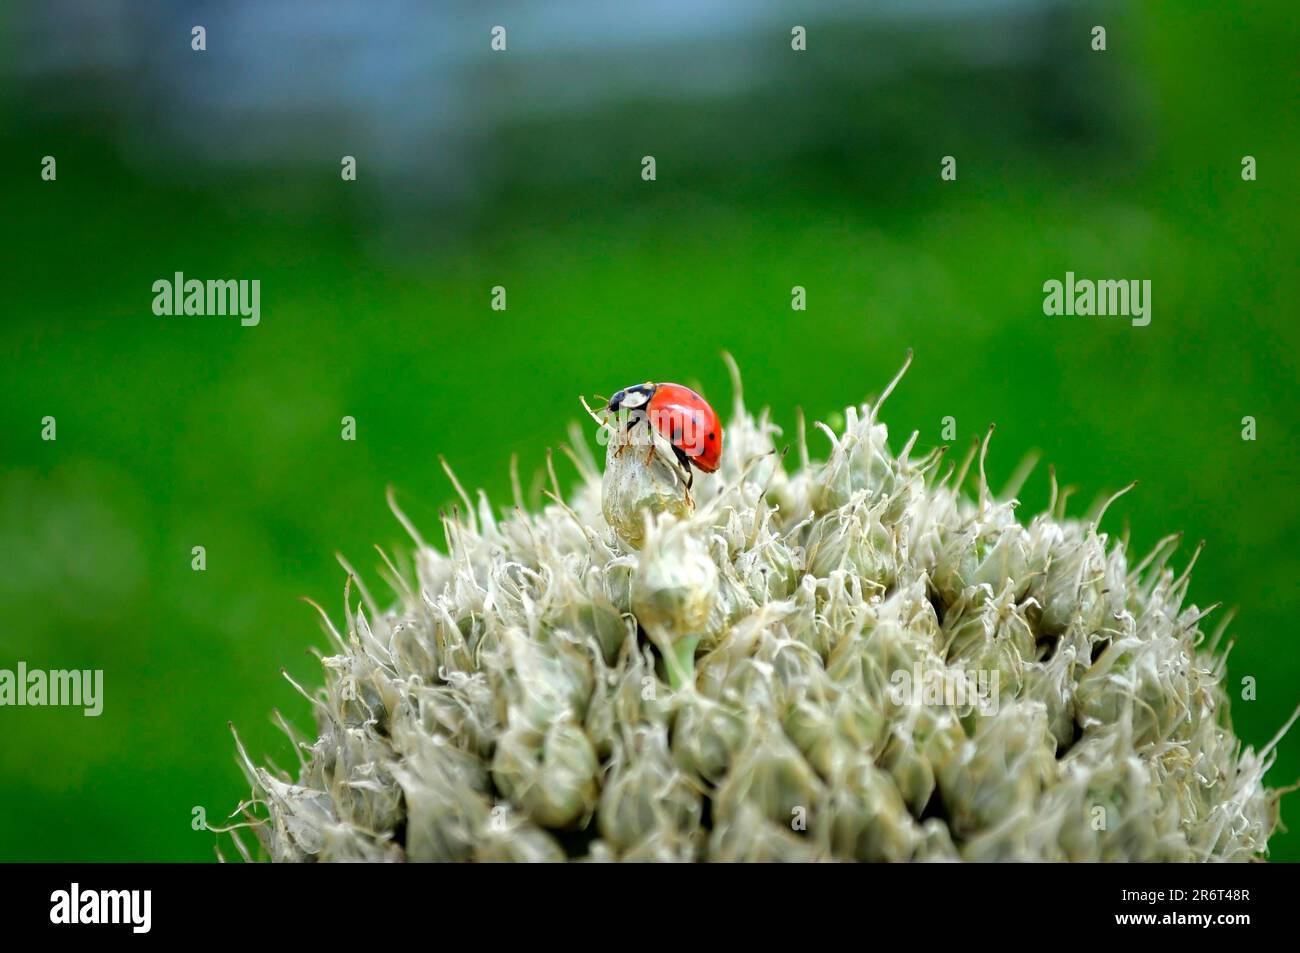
[580,395,614,433]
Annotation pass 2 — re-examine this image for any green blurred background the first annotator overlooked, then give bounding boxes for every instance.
[1,1,1296,861]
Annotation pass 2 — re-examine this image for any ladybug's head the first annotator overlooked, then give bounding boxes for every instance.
[606,382,656,414]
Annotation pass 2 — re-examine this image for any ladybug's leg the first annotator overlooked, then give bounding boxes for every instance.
[614,412,646,458]
[616,412,646,459]
[677,460,695,508]
[672,446,694,491]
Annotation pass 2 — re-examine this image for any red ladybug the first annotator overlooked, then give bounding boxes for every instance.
[607,381,723,486]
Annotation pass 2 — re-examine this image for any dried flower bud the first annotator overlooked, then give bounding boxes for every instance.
[601,420,692,549]
[474,809,566,862]
[491,715,599,828]
[598,727,702,851]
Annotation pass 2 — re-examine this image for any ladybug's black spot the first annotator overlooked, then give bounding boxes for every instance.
[708,433,716,441]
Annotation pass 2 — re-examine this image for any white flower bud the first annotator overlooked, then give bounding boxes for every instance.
[234,361,1288,863]
[631,519,718,684]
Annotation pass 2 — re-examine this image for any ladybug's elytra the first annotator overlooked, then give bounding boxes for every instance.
[607,381,723,486]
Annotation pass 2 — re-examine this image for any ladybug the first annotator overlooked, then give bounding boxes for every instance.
[607,382,722,488]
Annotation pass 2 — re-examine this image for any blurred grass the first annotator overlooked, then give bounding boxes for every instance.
[0,2,1296,861]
